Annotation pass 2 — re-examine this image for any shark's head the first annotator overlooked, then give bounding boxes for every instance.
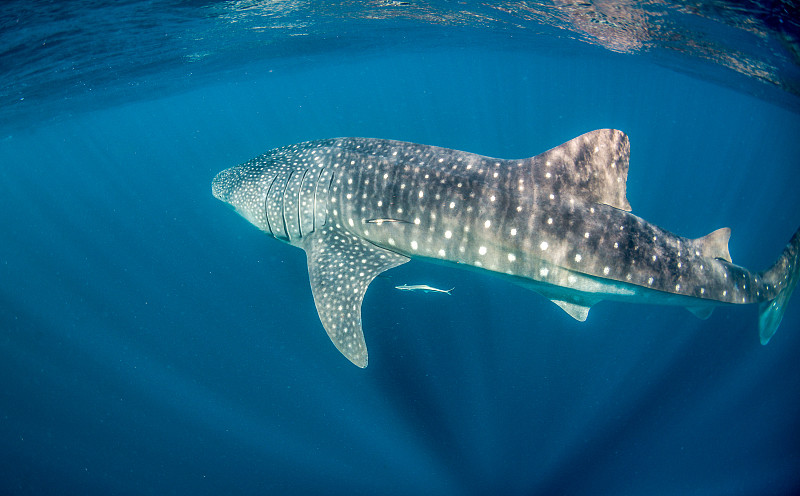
[212,144,335,245]
[211,166,235,205]
[212,161,277,235]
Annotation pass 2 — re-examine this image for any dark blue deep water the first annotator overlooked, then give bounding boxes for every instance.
[2,2,800,495]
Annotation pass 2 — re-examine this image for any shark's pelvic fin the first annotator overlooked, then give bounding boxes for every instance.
[535,129,632,212]
[304,225,409,367]
[695,227,733,263]
[686,305,715,319]
[758,227,800,344]
[551,299,593,322]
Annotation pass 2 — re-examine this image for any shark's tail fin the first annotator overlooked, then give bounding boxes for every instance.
[758,226,800,344]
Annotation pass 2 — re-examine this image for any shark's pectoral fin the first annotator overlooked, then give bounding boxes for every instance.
[694,227,732,263]
[551,299,593,321]
[686,305,715,320]
[304,225,409,368]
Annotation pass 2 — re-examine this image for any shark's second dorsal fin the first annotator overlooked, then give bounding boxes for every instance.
[694,227,732,263]
[533,129,632,212]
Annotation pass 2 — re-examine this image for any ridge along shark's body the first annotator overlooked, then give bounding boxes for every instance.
[212,129,800,368]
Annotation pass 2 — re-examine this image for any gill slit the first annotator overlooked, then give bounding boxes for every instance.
[325,170,336,226]
[296,168,310,238]
[309,167,324,235]
[281,170,294,242]
[263,173,279,237]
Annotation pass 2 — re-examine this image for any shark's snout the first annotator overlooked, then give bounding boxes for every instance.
[211,163,274,233]
[211,168,233,202]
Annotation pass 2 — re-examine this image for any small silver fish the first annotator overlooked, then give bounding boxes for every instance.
[395,284,454,295]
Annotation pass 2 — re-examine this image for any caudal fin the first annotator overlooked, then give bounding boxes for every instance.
[758,227,800,344]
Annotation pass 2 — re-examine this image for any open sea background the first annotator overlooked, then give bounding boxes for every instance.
[1,1,800,494]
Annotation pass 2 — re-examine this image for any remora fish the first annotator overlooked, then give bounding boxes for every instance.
[212,130,800,368]
[395,284,454,295]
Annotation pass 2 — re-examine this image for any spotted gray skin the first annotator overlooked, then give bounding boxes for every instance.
[212,129,800,368]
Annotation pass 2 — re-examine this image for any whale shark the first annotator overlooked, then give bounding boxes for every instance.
[212,130,800,368]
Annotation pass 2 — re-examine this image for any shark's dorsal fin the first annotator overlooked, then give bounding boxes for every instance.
[304,225,409,368]
[533,129,632,212]
[695,227,732,263]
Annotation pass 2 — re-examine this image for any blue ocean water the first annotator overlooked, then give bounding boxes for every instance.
[1,1,800,494]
